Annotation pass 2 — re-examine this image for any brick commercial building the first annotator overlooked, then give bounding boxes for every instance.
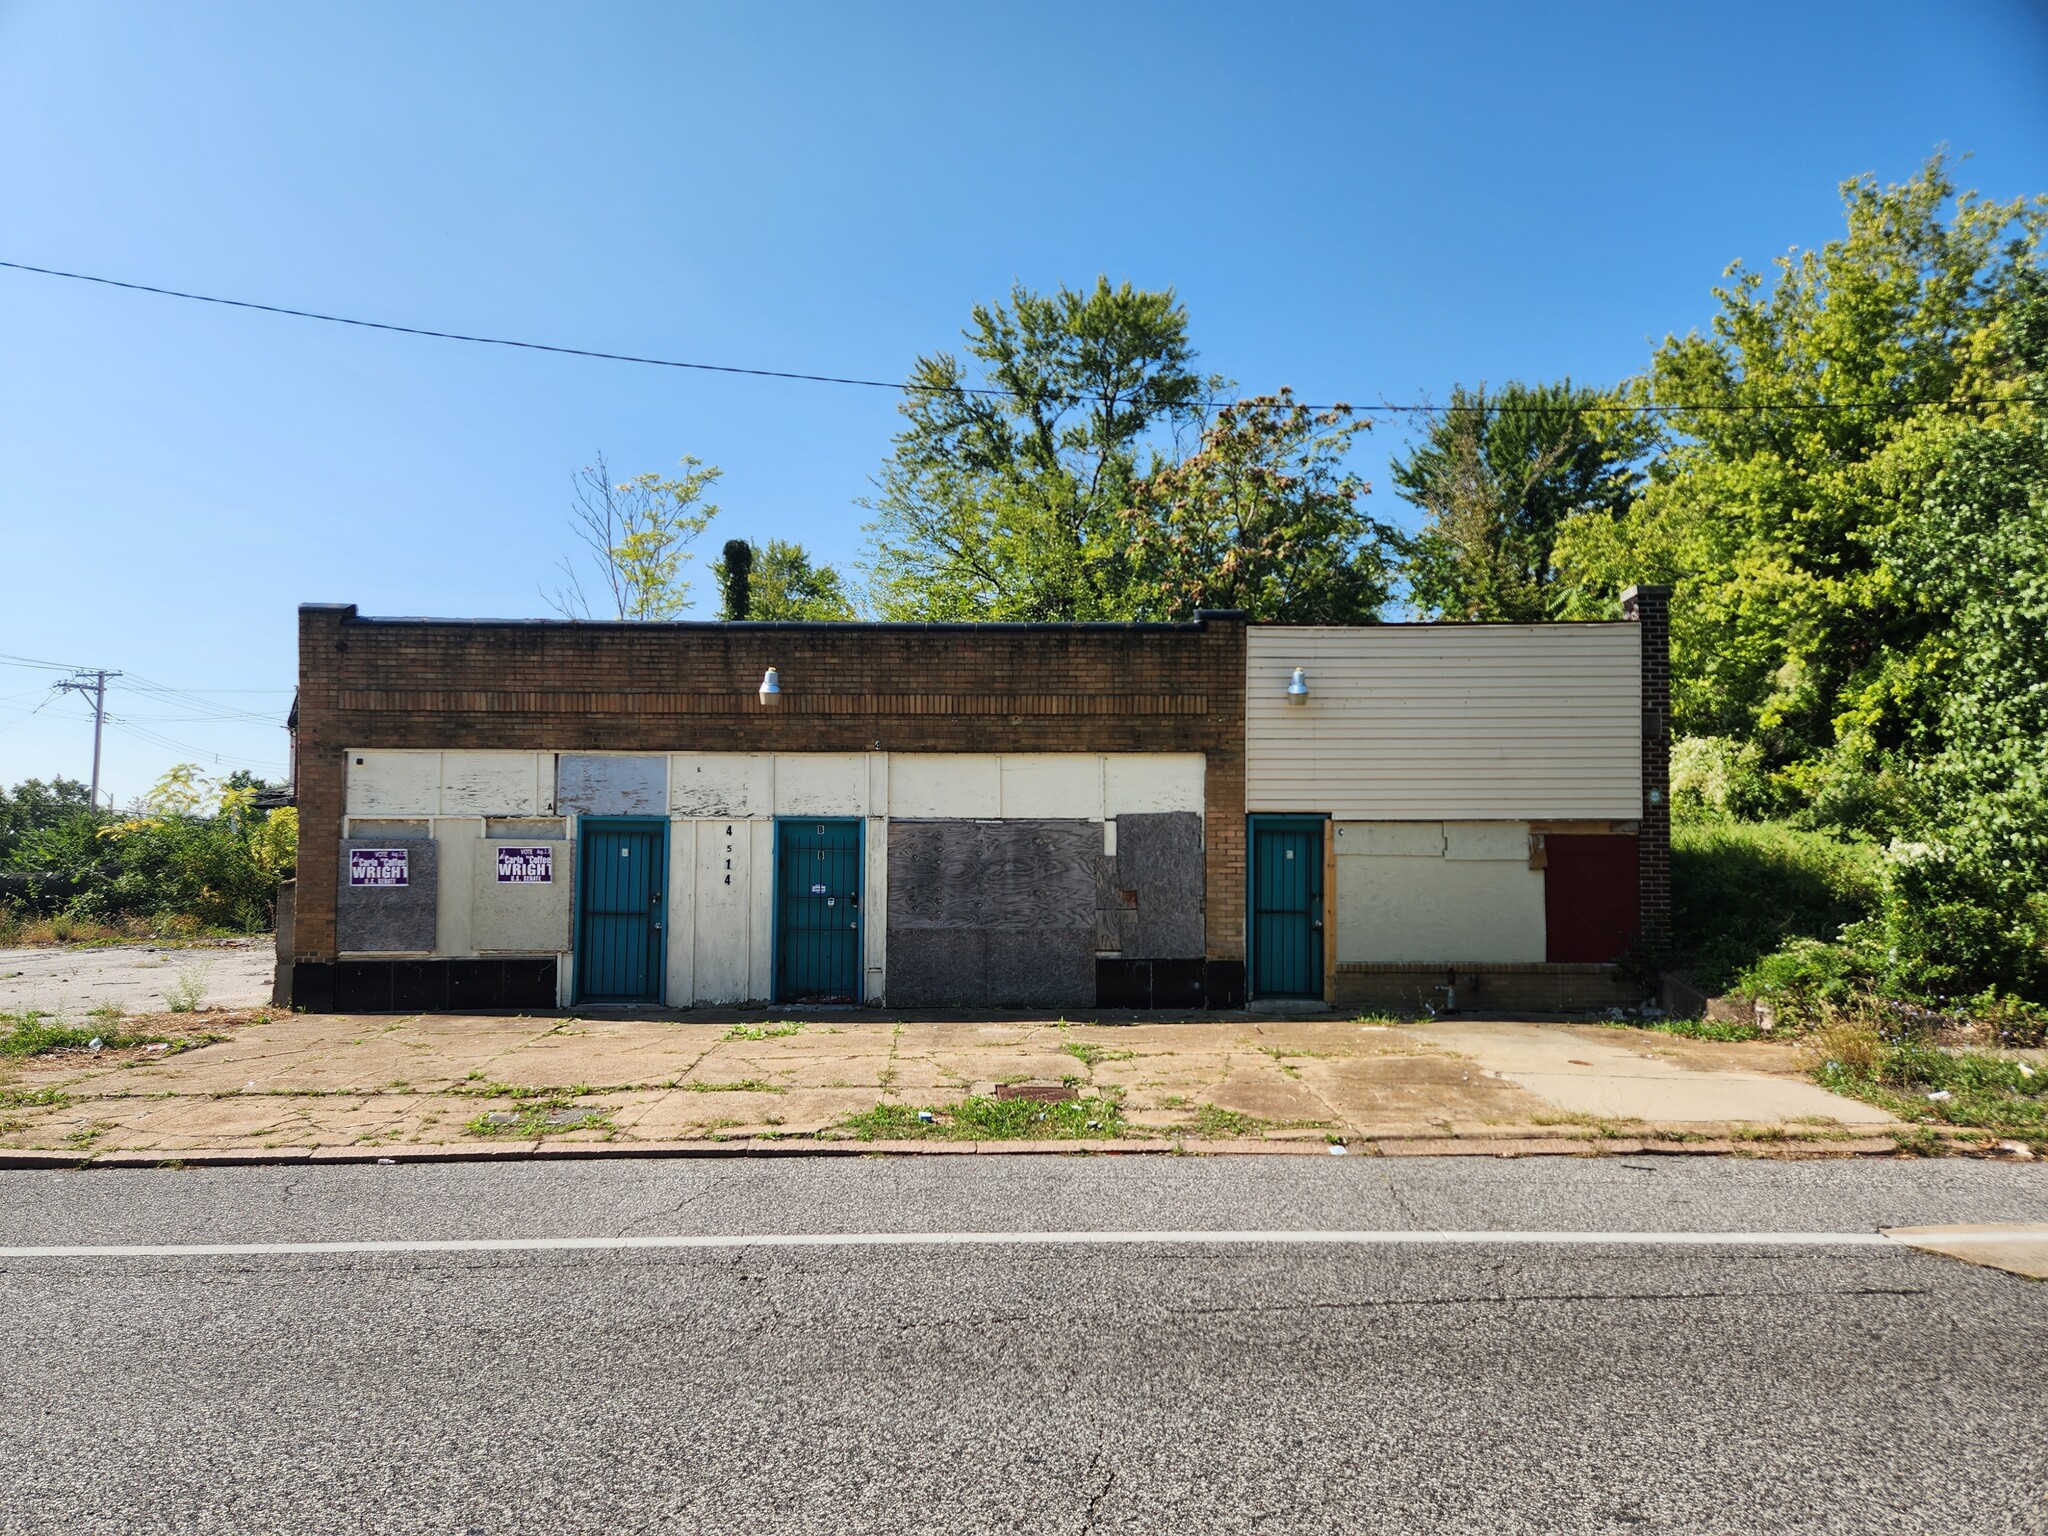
[283,588,1669,1014]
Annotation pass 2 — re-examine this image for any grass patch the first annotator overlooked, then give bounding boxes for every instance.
[722,1020,806,1042]
[839,1093,1125,1141]
[1807,1027,2046,1145]
[1061,1041,1136,1068]
[0,1008,171,1058]
[1182,1104,1270,1139]
[463,1092,613,1138]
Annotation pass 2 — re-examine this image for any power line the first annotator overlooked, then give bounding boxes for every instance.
[4,257,2041,417]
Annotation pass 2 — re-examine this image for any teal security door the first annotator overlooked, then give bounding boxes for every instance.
[575,818,667,1004]
[775,819,862,1003]
[1250,817,1325,999]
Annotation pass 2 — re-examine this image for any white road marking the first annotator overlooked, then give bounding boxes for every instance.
[0,1229,1904,1260]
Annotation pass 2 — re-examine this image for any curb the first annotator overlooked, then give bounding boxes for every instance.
[0,1132,1984,1171]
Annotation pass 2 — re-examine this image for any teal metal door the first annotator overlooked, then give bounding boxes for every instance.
[576,818,666,1003]
[1250,817,1324,999]
[775,819,861,1003]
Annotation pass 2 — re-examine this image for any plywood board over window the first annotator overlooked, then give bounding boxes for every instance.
[557,755,667,816]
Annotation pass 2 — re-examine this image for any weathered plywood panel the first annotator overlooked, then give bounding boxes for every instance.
[557,755,667,816]
[669,754,770,818]
[748,818,776,1003]
[1335,851,1545,963]
[885,819,1099,1006]
[434,819,482,956]
[337,838,438,954]
[1113,811,1205,960]
[887,820,987,930]
[1247,625,1641,819]
[1104,754,1206,815]
[863,815,887,1002]
[666,821,696,1005]
[887,929,985,1009]
[346,751,440,817]
[471,840,574,953]
[889,754,1000,818]
[988,930,1094,1007]
[691,817,754,1004]
[774,754,867,816]
[440,753,540,816]
[1445,821,1532,861]
[999,755,1103,819]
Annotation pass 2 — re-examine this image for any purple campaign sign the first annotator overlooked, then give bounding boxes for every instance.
[496,845,554,884]
[348,847,409,888]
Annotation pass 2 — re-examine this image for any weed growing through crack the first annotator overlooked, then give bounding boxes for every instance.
[1061,1041,1136,1068]
[723,1021,806,1042]
[680,1080,784,1094]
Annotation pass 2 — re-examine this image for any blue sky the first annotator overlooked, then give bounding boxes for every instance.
[2,0,2044,803]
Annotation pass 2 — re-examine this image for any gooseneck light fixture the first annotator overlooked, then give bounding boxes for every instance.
[759,667,782,706]
[1287,667,1310,705]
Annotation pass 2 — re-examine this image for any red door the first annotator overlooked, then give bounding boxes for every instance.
[1544,835,1640,962]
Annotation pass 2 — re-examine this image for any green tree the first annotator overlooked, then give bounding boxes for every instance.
[1392,381,1655,620]
[1551,156,2046,776]
[0,777,93,864]
[1118,392,1397,621]
[745,540,856,620]
[549,452,721,620]
[862,278,1214,620]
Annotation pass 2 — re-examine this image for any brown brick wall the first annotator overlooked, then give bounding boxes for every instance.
[294,605,1249,964]
[1621,585,1673,949]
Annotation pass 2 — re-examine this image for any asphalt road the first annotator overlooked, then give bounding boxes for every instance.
[1,1156,2043,1535]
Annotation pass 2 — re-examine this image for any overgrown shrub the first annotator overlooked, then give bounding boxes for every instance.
[0,768,295,937]
[1671,816,1882,993]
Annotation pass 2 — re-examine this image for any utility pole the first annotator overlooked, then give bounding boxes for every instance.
[54,670,120,811]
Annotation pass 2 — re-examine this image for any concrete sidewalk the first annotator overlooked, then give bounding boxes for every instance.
[0,1002,1914,1165]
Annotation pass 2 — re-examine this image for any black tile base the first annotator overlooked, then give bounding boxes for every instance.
[1094,957,1240,1010]
[288,958,557,1013]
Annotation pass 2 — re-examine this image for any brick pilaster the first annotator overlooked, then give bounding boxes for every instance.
[1621,584,1672,950]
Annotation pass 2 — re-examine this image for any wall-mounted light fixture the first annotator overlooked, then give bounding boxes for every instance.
[1287,667,1310,705]
[759,667,782,706]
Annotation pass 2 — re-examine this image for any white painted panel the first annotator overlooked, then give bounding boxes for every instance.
[749,819,776,1002]
[1336,853,1546,963]
[670,754,771,818]
[863,816,887,1002]
[1104,754,1206,815]
[1247,625,1641,819]
[346,751,440,816]
[440,753,539,816]
[999,755,1104,819]
[1337,822,1444,857]
[889,754,1000,818]
[666,822,695,1006]
[773,754,868,816]
[692,817,753,1004]
[433,819,482,955]
[1445,822,1532,861]
[866,753,890,819]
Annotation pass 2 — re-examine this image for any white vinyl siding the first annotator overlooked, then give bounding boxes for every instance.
[1247,625,1641,820]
